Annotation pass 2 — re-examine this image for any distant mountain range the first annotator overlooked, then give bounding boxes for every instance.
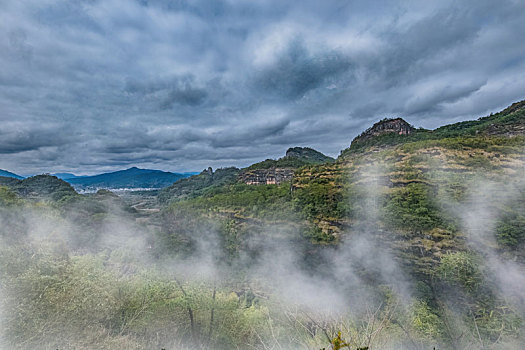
[0,169,24,179]
[65,167,195,191]
[0,167,196,192]
[2,99,525,349]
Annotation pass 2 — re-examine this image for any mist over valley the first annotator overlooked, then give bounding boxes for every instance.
[2,1,525,348]
[2,102,525,349]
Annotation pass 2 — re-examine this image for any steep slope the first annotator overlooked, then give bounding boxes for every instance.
[67,167,190,190]
[151,100,525,349]
[434,99,525,137]
[0,176,23,187]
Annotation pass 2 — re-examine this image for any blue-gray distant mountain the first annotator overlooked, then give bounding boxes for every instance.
[66,167,192,190]
[0,169,24,179]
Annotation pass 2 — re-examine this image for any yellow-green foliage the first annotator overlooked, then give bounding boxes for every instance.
[0,242,276,350]
[438,251,482,292]
[0,186,20,206]
[411,301,443,340]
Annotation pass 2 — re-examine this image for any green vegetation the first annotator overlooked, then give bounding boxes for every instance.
[341,101,525,157]
[0,175,78,202]
[172,182,296,219]
[245,156,315,170]
[0,186,20,206]
[496,212,525,248]
[2,101,525,348]
[0,243,276,350]
[384,183,448,233]
[158,167,240,203]
[245,147,334,171]
[438,251,482,292]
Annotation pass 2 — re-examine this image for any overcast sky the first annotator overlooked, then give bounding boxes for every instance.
[1,0,525,175]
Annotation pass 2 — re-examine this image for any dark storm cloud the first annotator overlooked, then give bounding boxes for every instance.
[403,79,488,116]
[0,125,70,154]
[253,39,353,101]
[209,117,290,148]
[0,0,524,174]
[101,126,205,153]
[125,75,208,108]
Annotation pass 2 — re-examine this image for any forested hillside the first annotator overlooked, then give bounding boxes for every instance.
[1,101,525,349]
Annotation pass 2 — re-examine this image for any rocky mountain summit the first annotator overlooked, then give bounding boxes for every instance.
[352,118,415,145]
[240,147,334,186]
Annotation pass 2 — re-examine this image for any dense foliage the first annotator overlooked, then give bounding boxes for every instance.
[158,167,240,203]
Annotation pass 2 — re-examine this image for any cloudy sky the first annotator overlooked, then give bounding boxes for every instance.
[1,0,525,175]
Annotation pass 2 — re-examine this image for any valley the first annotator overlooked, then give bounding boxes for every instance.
[1,101,525,349]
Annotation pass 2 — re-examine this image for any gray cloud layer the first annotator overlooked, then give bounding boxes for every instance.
[1,0,525,174]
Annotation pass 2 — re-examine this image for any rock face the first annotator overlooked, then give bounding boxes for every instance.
[239,147,333,186]
[352,118,414,144]
[240,168,294,185]
[239,147,334,186]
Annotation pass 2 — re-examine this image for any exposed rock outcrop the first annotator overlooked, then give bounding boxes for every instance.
[240,168,294,185]
[240,147,333,185]
[352,118,414,144]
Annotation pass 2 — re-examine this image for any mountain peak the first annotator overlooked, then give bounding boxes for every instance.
[66,167,191,190]
[285,147,334,163]
[352,117,414,145]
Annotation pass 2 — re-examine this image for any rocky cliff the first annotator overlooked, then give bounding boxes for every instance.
[240,168,294,185]
[240,147,333,185]
[352,118,414,145]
